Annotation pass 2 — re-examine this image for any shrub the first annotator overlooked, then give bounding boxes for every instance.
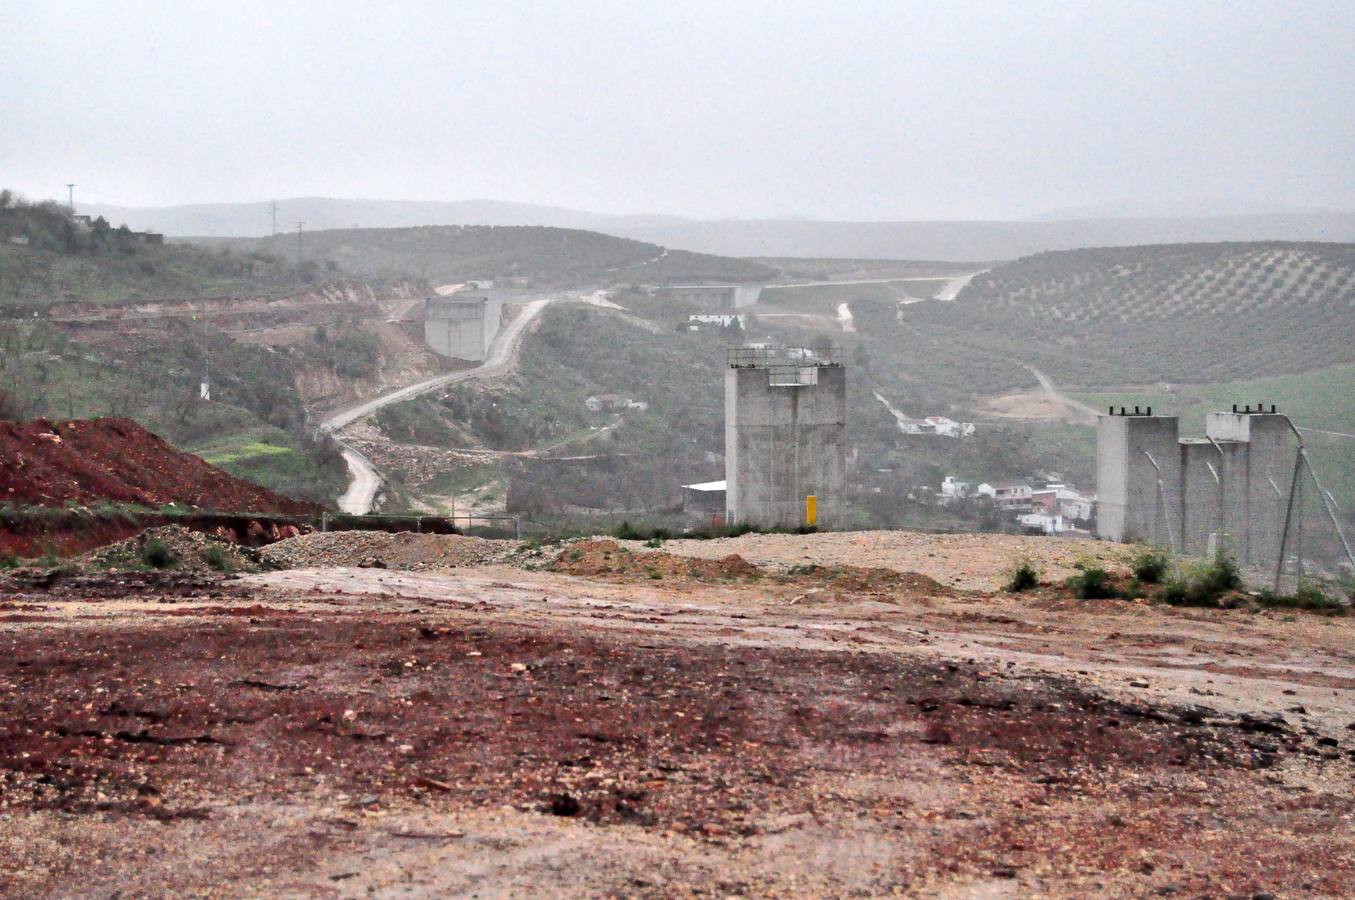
[203,544,232,573]
[1132,550,1169,584]
[0,551,19,569]
[1255,584,1346,614]
[1068,562,1117,599]
[1007,560,1040,592]
[612,520,647,541]
[141,538,178,569]
[1163,555,1241,607]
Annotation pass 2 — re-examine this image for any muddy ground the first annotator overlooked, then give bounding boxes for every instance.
[1,534,1352,897]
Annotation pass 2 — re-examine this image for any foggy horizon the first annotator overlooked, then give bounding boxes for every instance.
[5,1,1355,221]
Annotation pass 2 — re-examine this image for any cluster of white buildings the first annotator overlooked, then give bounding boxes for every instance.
[938,476,1096,534]
[895,415,976,438]
[584,393,649,413]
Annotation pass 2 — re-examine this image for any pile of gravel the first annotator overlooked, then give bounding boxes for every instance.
[259,530,514,571]
[77,525,258,574]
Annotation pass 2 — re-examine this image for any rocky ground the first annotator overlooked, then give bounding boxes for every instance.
[259,530,514,571]
[0,530,1352,896]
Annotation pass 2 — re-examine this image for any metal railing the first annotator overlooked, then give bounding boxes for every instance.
[726,346,843,369]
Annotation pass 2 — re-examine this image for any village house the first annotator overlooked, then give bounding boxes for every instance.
[585,393,625,412]
[686,314,746,332]
[585,393,647,413]
[992,481,1033,512]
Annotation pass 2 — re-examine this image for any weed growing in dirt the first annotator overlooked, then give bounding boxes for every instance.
[0,551,19,569]
[1067,562,1117,600]
[1254,584,1347,614]
[1006,560,1040,592]
[140,538,178,570]
[1132,550,1170,584]
[203,544,233,574]
[1163,555,1241,607]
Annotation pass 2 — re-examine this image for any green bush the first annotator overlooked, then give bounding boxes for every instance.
[203,544,232,573]
[1132,550,1169,584]
[1067,562,1117,600]
[141,538,178,570]
[1255,584,1346,613]
[0,551,19,570]
[1163,555,1241,607]
[1006,560,1040,592]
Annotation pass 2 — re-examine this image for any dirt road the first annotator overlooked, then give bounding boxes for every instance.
[322,297,558,514]
[1021,361,1100,423]
[2,531,1351,896]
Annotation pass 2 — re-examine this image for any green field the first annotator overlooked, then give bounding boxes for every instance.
[758,279,946,314]
[1072,365,1355,508]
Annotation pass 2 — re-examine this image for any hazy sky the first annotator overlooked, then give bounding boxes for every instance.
[4,0,1353,220]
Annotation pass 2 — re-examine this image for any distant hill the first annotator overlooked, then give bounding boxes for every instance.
[0,194,351,307]
[82,196,1355,262]
[623,214,1355,261]
[227,225,775,288]
[80,197,686,240]
[906,241,1355,387]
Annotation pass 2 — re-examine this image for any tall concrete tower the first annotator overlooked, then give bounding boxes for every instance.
[1096,409,1181,548]
[724,347,846,529]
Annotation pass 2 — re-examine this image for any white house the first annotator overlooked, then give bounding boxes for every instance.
[993,481,1033,511]
[1055,487,1095,522]
[924,416,977,438]
[1018,512,1068,534]
[687,314,746,331]
[938,476,971,505]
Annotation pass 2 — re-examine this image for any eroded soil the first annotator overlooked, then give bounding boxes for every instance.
[1,538,1352,897]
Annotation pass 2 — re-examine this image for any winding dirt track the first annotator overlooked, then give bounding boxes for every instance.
[323,297,557,514]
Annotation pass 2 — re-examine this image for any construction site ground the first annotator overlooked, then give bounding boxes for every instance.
[1,531,1352,897]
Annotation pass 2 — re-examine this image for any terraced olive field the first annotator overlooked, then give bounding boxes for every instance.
[906,242,1355,389]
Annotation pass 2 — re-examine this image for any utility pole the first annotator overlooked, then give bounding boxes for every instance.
[270,200,278,236]
[296,221,304,267]
[66,183,76,211]
[198,304,211,401]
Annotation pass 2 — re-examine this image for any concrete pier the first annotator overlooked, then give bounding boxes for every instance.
[1097,407,1301,570]
[424,293,503,361]
[725,348,846,529]
[1096,412,1181,547]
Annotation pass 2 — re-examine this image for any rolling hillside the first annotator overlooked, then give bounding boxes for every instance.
[82,196,1355,261]
[237,225,775,288]
[0,194,349,307]
[910,242,1355,387]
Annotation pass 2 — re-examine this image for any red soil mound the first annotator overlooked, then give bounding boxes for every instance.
[0,417,319,514]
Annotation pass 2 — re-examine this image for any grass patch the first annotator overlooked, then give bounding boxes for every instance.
[199,441,295,466]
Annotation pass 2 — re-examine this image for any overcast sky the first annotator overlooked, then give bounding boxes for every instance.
[3,0,1353,220]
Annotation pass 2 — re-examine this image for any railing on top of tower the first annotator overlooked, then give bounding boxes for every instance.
[726,346,843,369]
